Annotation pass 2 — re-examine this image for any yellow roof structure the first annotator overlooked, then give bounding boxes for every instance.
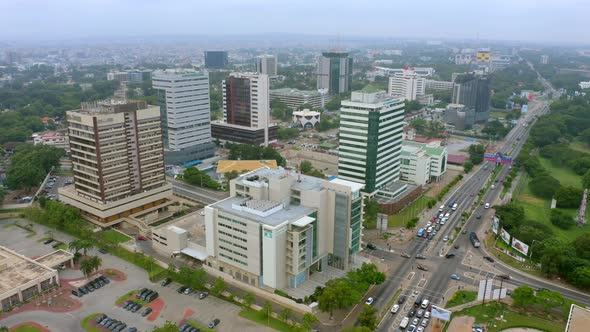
[216,160,278,174]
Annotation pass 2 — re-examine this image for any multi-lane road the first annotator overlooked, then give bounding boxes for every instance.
[371,92,588,331]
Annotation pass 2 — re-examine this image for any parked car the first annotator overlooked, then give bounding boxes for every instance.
[443,236,449,242]
[43,238,54,244]
[417,264,428,271]
[445,253,455,258]
[142,308,153,317]
[390,304,400,314]
[416,309,424,318]
[366,243,377,250]
[398,295,407,304]
[137,236,148,241]
[407,308,416,317]
[184,287,194,295]
[208,318,220,328]
[177,286,187,293]
[415,254,426,259]
[198,292,209,299]
[484,256,495,263]
[161,278,172,287]
[51,242,63,248]
[71,289,81,297]
[451,274,461,280]
[401,252,411,258]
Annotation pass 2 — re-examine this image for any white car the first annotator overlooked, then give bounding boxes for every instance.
[390,304,399,314]
[365,297,374,305]
[417,326,425,332]
[484,203,490,209]
[443,236,449,242]
[424,311,431,319]
[421,318,429,327]
[444,212,450,218]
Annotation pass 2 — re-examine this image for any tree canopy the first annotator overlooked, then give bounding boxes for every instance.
[5,144,65,191]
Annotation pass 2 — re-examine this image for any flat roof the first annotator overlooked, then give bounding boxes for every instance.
[217,160,278,174]
[0,246,56,296]
[34,249,74,268]
[328,178,365,192]
[212,196,316,227]
[292,216,315,227]
[566,304,590,332]
[181,247,208,261]
[167,225,187,235]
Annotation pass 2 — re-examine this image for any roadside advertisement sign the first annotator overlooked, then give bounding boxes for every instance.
[483,153,512,165]
[511,237,529,256]
[492,216,500,234]
[430,305,452,321]
[500,228,511,245]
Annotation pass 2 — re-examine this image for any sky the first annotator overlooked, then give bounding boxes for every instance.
[1,0,588,45]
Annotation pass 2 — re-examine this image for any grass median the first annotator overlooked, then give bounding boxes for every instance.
[445,290,476,308]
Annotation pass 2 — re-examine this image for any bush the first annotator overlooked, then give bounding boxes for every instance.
[550,209,575,230]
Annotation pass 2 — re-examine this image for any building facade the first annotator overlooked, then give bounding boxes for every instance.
[452,73,491,123]
[204,168,364,290]
[256,55,278,76]
[338,91,405,195]
[425,79,454,91]
[270,88,326,109]
[212,72,275,146]
[204,51,228,68]
[58,100,172,226]
[388,71,426,101]
[152,69,214,165]
[292,109,321,129]
[317,52,353,95]
[400,140,447,185]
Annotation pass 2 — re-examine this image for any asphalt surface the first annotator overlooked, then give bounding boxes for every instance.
[167,176,229,204]
[372,92,587,331]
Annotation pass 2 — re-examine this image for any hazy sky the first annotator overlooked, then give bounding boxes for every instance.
[1,0,588,44]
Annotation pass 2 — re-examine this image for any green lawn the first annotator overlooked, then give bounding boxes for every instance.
[99,229,132,244]
[388,196,429,227]
[11,325,43,332]
[56,243,67,250]
[538,157,582,188]
[569,140,590,154]
[444,302,564,332]
[445,290,477,308]
[238,307,297,332]
[80,313,102,332]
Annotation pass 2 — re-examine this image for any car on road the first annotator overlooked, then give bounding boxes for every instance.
[415,254,426,259]
[198,291,209,299]
[417,264,428,271]
[366,243,377,250]
[484,203,490,209]
[199,210,205,216]
[398,295,407,304]
[365,297,374,305]
[484,256,495,263]
[208,318,220,329]
[451,274,461,280]
[401,252,411,258]
[445,253,455,258]
[443,235,449,242]
[390,304,399,314]
[499,274,511,280]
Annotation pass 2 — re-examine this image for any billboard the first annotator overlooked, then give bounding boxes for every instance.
[492,216,500,234]
[500,228,511,245]
[484,153,513,164]
[430,305,452,321]
[477,279,494,301]
[512,237,530,256]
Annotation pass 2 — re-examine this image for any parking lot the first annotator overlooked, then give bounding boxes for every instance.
[0,218,274,332]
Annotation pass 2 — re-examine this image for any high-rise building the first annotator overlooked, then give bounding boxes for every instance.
[152,69,215,165]
[388,70,426,101]
[256,55,278,77]
[452,73,491,123]
[211,72,277,146]
[338,90,405,195]
[204,168,364,290]
[317,52,353,95]
[540,55,549,64]
[204,51,229,69]
[59,100,172,226]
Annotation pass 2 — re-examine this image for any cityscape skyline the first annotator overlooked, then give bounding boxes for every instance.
[1,0,589,45]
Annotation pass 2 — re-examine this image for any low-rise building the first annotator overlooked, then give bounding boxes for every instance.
[152,225,189,254]
[292,109,321,129]
[400,140,447,185]
[216,160,278,181]
[0,245,60,312]
[579,81,590,90]
[270,88,326,109]
[425,79,454,90]
[204,168,364,290]
[32,131,69,151]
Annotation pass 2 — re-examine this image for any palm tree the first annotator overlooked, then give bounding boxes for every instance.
[68,239,83,254]
[80,239,94,256]
[79,258,94,279]
[88,255,102,274]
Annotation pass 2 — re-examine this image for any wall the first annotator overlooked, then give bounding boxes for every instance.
[378,185,424,215]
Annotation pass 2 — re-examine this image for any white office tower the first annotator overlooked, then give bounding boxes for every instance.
[388,69,425,101]
[338,90,405,195]
[256,55,278,77]
[152,69,214,165]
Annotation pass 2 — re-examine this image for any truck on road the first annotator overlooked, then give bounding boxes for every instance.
[470,232,481,248]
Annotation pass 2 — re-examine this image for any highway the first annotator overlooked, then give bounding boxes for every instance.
[372,92,587,331]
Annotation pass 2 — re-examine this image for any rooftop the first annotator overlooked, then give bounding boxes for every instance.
[566,304,590,332]
[360,84,382,93]
[74,99,152,115]
[0,246,56,296]
[217,160,278,174]
[235,167,326,193]
[34,249,74,268]
[271,88,320,96]
[403,140,445,156]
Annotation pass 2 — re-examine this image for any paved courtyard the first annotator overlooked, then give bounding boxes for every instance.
[0,218,273,332]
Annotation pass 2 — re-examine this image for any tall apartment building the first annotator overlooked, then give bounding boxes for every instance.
[270,88,327,109]
[388,70,426,101]
[204,168,364,290]
[204,51,229,68]
[58,100,172,226]
[211,72,277,146]
[400,141,447,185]
[317,52,353,95]
[338,90,405,195]
[152,69,214,165]
[452,73,491,123]
[256,55,278,77]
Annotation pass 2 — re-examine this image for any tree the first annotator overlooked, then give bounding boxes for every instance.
[555,186,584,208]
[583,169,590,189]
[242,292,255,309]
[348,263,386,287]
[5,144,65,191]
[318,278,361,317]
[511,285,536,307]
[80,239,94,256]
[0,327,8,332]
[166,264,177,277]
[409,118,427,134]
[68,239,83,255]
[325,96,342,111]
[211,277,227,296]
[573,233,590,260]
[536,290,564,312]
[152,321,180,332]
[464,161,473,173]
[540,238,571,276]
[280,307,293,325]
[364,198,380,228]
[550,209,575,229]
[405,100,422,112]
[570,266,590,289]
[80,256,101,279]
[277,128,299,140]
[468,144,485,165]
[262,300,273,319]
[529,174,560,199]
[357,305,378,330]
[300,313,319,331]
